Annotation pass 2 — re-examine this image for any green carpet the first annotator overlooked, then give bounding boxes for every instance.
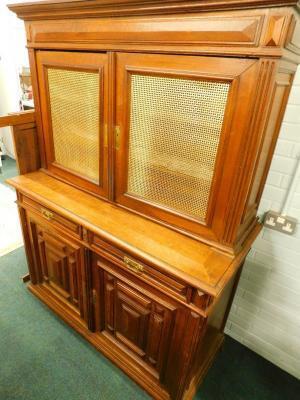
[0,248,149,400]
[1,244,299,400]
[0,156,18,188]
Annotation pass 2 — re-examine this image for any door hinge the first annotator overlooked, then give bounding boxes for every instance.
[115,126,121,150]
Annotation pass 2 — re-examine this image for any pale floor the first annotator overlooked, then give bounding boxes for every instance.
[0,157,23,257]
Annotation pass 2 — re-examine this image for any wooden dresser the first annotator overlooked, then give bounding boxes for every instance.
[2,1,300,399]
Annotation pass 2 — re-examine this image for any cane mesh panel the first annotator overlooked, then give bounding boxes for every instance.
[47,68,100,183]
[127,74,230,219]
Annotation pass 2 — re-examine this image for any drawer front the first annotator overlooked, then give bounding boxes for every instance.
[21,195,81,239]
[20,197,212,313]
[90,232,189,303]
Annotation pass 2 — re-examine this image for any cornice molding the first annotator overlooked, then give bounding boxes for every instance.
[8,0,299,21]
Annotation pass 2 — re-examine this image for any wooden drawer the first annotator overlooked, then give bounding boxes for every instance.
[89,232,214,313]
[21,195,81,239]
[90,232,191,304]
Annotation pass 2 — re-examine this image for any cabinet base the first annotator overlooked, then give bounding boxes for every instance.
[27,282,225,400]
[27,283,170,400]
[183,330,224,399]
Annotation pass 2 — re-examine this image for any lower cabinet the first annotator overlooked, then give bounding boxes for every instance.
[91,253,206,399]
[22,206,213,399]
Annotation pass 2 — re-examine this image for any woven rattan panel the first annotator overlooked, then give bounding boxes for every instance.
[127,74,230,220]
[47,68,100,183]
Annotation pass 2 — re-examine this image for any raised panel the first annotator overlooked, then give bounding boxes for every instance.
[27,13,263,46]
[104,272,115,333]
[92,255,177,380]
[147,309,164,367]
[115,281,151,356]
[11,122,40,174]
[28,216,85,318]
[37,227,82,308]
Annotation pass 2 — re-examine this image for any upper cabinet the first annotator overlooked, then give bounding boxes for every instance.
[9,0,299,254]
[30,48,296,252]
[36,51,109,198]
[114,52,260,244]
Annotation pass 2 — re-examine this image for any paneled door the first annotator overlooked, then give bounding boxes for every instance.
[27,212,86,320]
[114,53,259,243]
[92,254,178,383]
[36,51,109,198]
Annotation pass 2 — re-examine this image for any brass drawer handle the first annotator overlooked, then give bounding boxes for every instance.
[41,208,54,221]
[124,256,144,274]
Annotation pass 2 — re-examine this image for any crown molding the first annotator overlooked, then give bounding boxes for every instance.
[7,0,299,21]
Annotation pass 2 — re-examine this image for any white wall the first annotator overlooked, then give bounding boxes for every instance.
[226,67,300,379]
[0,1,28,158]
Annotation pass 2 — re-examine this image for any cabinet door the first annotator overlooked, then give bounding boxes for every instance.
[115,52,259,242]
[36,51,109,198]
[92,255,177,381]
[28,213,86,319]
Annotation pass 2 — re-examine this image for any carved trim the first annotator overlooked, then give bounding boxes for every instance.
[27,14,263,47]
[82,227,89,243]
[18,206,37,284]
[253,72,293,206]
[223,59,276,245]
[8,0,298,21]
[285,11,300,55]
[264,15,287,45]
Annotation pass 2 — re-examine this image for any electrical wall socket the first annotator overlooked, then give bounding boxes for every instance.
[263,211,297,235]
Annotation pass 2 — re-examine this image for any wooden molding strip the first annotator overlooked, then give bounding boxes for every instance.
[0,110,35,128]
[8,0,299,20]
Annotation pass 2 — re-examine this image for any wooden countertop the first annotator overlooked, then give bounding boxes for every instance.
[7,171,257,296]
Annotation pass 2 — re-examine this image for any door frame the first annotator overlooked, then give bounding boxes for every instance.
[36,50,110,199]
[114,52,259,242]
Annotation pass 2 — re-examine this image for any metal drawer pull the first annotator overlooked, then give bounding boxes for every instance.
[124,256,144,274]
[41,208,54,221]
